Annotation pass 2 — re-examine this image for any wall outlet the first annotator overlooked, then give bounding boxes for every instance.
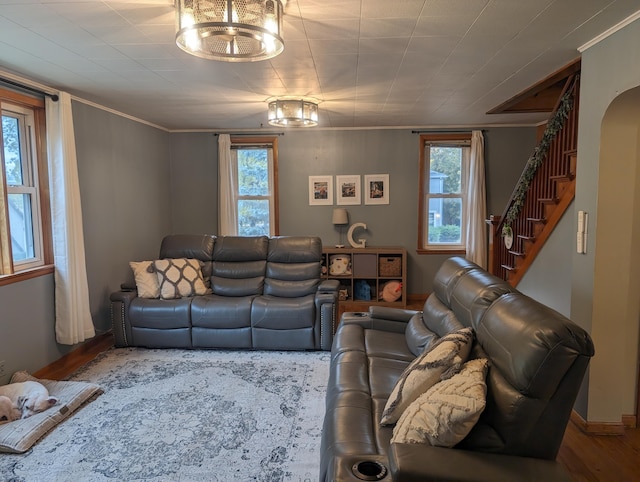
[0,360,5,377]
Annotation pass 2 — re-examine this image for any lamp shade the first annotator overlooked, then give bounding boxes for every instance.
[332,208,349,225]
[267,98,319,127]
[175,0,284,62]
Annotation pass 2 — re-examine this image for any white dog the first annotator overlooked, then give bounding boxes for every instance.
[0,395,21,423]
[0,381,58,419]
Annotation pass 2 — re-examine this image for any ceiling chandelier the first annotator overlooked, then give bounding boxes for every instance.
[267,98,319,127]
[175,0,285,62]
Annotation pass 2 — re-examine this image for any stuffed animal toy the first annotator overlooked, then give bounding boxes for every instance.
[354,280,371,301]
[380,281,402,302]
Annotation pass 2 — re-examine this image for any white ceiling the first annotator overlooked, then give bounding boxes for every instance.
[0,0,638,131]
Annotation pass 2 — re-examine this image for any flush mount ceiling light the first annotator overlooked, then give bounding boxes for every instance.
[267,98,319,127]
[175,0,284,62]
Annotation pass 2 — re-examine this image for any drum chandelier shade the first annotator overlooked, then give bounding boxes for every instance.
[267,99,319,127]
[175,0,285,62]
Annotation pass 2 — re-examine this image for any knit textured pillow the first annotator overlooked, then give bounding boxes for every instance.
[391,357,489,447]
[129,261,160,299]
[380,327,474,425]
[153,258,209,300]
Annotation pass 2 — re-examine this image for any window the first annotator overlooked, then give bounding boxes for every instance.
[231,136,279,236]
[0,88,51,278]
[418,133,470,253]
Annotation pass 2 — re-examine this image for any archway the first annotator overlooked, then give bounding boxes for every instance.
[590,85,640,425]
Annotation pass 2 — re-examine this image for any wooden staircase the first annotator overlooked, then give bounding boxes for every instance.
[488,72,580,286]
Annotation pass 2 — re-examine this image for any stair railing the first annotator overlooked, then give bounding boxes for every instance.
[488,74,580,283]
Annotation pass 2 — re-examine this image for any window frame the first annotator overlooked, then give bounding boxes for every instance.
[230,136,280,236]
[417,133,471,255]
[0,87,53,284]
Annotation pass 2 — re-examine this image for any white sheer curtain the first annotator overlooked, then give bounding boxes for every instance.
[218,134,238,235]
[465,130,487,268]
[45,92,95,345]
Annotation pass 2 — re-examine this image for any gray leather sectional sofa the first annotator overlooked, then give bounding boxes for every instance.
[111,234,339,351]
[321,256,594,481]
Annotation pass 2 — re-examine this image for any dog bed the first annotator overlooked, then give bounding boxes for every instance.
[0,371,103,454]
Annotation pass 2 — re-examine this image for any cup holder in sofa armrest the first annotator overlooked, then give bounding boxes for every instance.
[352,460,388,481]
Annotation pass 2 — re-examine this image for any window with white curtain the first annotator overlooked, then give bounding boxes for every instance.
[418,133,471,253]
[0,88,50,277]
[231,137,279,236]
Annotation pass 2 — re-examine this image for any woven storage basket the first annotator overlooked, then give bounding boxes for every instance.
[379,256,401,277]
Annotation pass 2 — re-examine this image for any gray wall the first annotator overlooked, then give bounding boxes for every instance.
[0,100,174,385]
[0,274,62,385]
[0,102,534,385]
[73,101,173,334]
[169,132,218,234]
[167,127,535,294]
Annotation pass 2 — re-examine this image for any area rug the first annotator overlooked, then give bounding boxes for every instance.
[0,348,330,482]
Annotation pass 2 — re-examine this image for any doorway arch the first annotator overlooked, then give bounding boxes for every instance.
[589,85,640,425]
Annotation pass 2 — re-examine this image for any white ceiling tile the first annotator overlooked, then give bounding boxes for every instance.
[0,0,638,129]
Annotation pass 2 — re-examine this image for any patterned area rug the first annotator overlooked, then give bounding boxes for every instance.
[0,348,330,481]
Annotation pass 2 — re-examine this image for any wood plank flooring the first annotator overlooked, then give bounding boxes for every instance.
[558,421,640,481]
[33,332,639,481]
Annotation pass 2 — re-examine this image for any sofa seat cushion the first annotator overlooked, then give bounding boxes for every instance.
[251,294,315,330]
[191,294,253,329]
[129,298,191,329]
[128,298,192,348]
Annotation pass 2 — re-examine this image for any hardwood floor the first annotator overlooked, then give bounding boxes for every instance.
[558,421,640,481]
[34,331,639,481]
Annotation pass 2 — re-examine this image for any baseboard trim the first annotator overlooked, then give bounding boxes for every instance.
[621,414,637,428]
[570,410,626,435]
[33,332,114,381]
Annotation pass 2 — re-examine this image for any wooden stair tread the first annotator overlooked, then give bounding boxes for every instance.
[508,250,525,257]
[527,217,547,224]
[539,197,559,204]
[550,173,575,182]
[501,264,517,272]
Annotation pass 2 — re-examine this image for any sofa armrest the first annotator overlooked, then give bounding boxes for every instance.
[389,443,571,482]
[315,286,339,351]
[338,306,418,334]
[369,305,418,323]
[110,290,138,347]
[318,279,340,292]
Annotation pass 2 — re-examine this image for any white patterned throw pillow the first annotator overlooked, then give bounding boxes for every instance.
[380,327,474,426]
[153,258,209,300]
[391,357,489,447]
[129,261,160,299]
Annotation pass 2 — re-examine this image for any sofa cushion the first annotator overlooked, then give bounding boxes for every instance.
[391,357,489,447]
[129,261,160,299]
[154,258,209,299]
[380,327,474,425]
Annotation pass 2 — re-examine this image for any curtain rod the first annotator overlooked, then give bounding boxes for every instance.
[214,132,284,136]
[0,77,59,101]
[411,129,484,134]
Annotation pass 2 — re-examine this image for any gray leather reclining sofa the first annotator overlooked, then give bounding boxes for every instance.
[111,234,339,351]
[321,256,594,481]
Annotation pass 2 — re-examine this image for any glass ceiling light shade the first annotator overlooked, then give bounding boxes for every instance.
[267,99,319,127]
[175,0,284,62]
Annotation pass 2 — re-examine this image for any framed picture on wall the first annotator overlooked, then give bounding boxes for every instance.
[336,175,361,205]
[309,175,333,205]
[364,174,389,205]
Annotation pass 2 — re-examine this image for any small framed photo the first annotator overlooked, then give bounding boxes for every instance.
[364,174,389,205]
[336,175,361,205]
[309,175,333,205]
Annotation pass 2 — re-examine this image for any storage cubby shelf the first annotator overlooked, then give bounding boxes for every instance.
[322,246,407,309]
